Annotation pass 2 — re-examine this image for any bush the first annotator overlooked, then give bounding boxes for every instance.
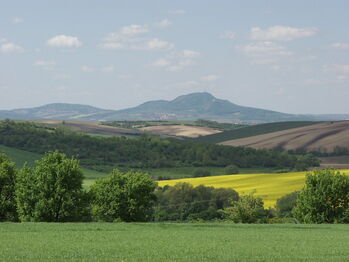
[90,169,157,222]
[224,165,239,174]
[193,169,211,177]
[223,193,268,223]
[16,151,88,222]
[276,191,298,218]
[154,183,239,221]
[293,169,349,223]
[0,153,17,221]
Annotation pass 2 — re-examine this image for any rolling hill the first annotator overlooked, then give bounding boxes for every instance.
[1,92,348,124]
[220,121,349,153]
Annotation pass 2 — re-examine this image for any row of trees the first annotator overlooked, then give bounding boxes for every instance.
[1,152,348,223]
[0,120,319,171]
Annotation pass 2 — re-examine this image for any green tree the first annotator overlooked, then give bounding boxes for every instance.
[0,153,17,221]
[16,152,87,222]
[275,191,298,218]
[223,193,267,223]
[90,169,157,222]
[293,169,349,223]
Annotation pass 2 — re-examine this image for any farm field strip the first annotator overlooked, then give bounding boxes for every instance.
[0,223,348,262]
[158,170,349,207]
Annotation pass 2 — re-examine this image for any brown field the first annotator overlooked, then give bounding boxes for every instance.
[30,120,141,137]
[319,156,349,169]
[139,125,221,138]
[220,121,349,153]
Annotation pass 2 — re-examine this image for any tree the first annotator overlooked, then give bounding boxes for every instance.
[223,193,267,223]
[90,169,157,222]
[275,191,298,218]
[16,152,88,222]
[0,153,17,221]
[293,169,349,223]
[193,169,211,177]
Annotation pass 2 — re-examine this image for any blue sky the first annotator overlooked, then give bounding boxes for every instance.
[1,0,348,114]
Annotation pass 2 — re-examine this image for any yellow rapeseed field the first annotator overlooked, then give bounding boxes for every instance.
[158,170,349,208]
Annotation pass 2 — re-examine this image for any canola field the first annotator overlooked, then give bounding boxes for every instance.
[158,170,349,207]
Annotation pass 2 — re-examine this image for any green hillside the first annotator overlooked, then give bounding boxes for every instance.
[192,121,318,144]
[0,144,105,182]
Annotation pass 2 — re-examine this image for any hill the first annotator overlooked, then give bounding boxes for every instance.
[220,121,349,154]
[1,92,348,124]
[192,121,318,144]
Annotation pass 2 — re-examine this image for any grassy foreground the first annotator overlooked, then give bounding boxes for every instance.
[0,223,348,262]
[158,170,349,207]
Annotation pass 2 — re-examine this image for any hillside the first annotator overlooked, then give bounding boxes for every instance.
[220,121,349,154]
[1,92,348,124]
[192,121,317,144]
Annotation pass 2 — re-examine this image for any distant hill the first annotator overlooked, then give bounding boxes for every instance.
[1,92,348,123]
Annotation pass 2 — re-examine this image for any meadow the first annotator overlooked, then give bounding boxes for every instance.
[0,223,348,262]
[158,170,349,207]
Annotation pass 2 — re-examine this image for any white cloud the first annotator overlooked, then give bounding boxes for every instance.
[0,42,23,53]
[240,41,292,64]
[100,24,174,51]
[168,10,186,15]
[221,31,236,40]
[150,58,171,67]
[33,60,56,70]
[0,38,7,43]
[250,26,318,41]
[332,43,349,49]
[150,49,201,72]
[81,65,95,72]
[47,35,82,48]
[201,75,219,82]
[182,49,200,58]
[12,17,24,24]
[155,19,172,28]
[101,65,115,72]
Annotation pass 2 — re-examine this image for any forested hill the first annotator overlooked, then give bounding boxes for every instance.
[1,92,348,123]
[0,120,318,172]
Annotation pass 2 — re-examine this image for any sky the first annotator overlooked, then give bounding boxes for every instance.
[0,0,348,114]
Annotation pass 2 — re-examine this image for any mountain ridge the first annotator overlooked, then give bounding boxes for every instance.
[0,92,348,123]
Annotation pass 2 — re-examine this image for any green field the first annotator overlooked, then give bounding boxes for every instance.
[192,121,317,144]
[0,223,348,262]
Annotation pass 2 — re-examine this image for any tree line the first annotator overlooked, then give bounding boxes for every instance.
[0,120,319,172]
[1,152,348,223]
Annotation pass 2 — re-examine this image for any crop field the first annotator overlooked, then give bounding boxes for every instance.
[158,170,349,208]
[0,223,348,262]
[139,124,221,138]
[220,121,349,153]
[192,121,317,144]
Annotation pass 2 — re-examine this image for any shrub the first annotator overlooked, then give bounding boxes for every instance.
[293,169,349,223]
[223,193,268,223]
[90,169,157,222]
[276,191,298,218]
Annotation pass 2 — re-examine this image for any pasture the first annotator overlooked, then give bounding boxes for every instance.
[158,170,349,207]
[0,223,348,262]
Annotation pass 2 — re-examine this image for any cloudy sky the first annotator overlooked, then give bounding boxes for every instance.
[1,0,348,114]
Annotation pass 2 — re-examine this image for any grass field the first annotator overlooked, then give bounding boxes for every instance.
[0,223,348,262]
[192,121,317,144]
[158,170,349,208]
